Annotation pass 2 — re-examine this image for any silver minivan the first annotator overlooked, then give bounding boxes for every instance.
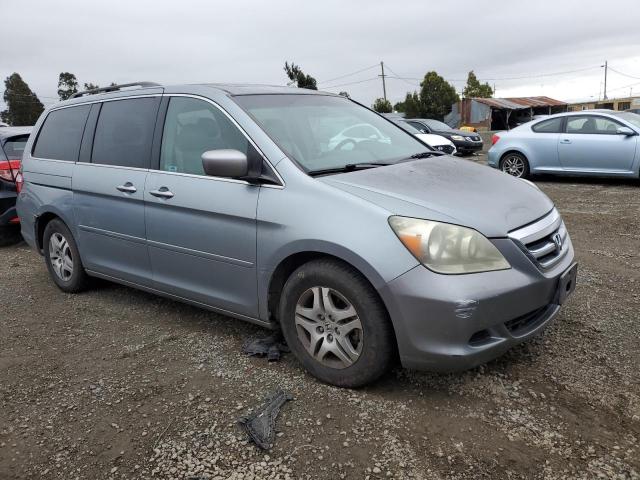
[17,82,577,387]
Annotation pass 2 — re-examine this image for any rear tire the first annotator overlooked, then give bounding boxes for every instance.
[279,259,395,388]
[43,219,90,293]
[500,152,530,178]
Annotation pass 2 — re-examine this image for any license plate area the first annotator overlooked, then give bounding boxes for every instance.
[557,263,578,305]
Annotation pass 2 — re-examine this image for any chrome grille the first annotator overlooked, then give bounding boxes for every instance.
[508,209,569,270]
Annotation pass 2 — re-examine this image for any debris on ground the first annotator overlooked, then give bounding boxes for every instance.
[237,390,293,450]
[242,332,290,361]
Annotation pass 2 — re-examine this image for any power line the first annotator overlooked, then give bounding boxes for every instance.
[607,66,640,80]
[321,77,379,90]
[318,64,379,85]
[378,65,602,83]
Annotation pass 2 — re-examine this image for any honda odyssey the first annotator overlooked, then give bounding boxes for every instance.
[17,82,577,387]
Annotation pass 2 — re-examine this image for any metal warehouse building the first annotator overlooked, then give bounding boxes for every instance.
[446,96,568,131]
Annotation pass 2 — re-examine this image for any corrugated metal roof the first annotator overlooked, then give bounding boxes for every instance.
[472,96,566,109]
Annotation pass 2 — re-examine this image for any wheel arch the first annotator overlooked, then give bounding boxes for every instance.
[263,243,391,327]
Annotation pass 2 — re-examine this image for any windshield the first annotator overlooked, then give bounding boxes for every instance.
[611,111,640,130]
[422,119,452,131]
[234,94,429,172]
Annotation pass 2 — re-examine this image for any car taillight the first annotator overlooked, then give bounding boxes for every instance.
[15,171,24,193]
[491,134,500,146]
[0,159,21,182]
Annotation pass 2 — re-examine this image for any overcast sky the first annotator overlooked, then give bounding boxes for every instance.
[2,0,640,111]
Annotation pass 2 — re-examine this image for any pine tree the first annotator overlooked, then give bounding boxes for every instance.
[1,73,44,126]
[463,71,493,98]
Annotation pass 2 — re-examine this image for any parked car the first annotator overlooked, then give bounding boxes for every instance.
[387,117,457,155]
[18,82,576,387]
[403,118,483,154]
[488,110,640,179]
[0,127,31,245]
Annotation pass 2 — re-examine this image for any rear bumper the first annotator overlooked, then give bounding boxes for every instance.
[0,191,18,227]
[379,236,575,372]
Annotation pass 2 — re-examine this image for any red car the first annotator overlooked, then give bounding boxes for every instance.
[0,127,31,245]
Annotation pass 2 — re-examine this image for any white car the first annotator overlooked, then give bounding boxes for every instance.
[387,117,457,154]
[414,132,457,155]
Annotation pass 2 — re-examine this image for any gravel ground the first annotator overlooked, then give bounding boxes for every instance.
[1,173,639,479]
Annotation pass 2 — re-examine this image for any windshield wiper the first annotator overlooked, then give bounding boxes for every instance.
[307,162,390,177]
[409,151,443,159]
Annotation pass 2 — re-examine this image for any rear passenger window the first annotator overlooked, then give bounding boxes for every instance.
[532,117,562,133]
[159,97,249,175]
[92,98,160,168]
[33,105,90,161]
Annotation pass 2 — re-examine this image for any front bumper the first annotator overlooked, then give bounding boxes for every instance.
[379,235,575,372]
[453,139,483,153]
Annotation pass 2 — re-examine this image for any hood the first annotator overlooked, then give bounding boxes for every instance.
[319,157,554,237]
[439,128,481,139]
[416,133,453,147]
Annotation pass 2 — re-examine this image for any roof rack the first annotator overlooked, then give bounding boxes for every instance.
[70,81,161,99]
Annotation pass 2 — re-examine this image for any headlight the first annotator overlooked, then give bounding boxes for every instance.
[388,216,511,274]
[451,135,465,141]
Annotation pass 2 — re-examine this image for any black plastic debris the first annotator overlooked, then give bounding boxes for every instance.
[238,390,293,450]
[242,333,290,362]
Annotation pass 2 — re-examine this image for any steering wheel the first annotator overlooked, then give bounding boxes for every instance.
[333,138,357,151]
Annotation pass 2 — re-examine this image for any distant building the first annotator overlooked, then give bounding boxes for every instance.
[567,96,640,112]
[446,96,567,131]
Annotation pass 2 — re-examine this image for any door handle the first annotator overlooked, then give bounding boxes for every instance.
[560,139,572,144]
[149,187,174,199]
[116,183,137,194]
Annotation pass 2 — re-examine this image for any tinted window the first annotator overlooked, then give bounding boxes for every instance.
[33,105,90,161]
[3,135,29,159]
[160,97,249,175]
[532,117,563,133]
[423,119,451,131]
[92,98,159,168]
[566,115,622,134]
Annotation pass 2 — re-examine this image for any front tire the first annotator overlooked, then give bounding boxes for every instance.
[279,259,395,388]
[500,152,530,178]
[43,219,90,293]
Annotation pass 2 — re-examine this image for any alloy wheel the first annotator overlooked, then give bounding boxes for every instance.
[502,155,526,177]
[49,232,74,281]
[294,286,363,369]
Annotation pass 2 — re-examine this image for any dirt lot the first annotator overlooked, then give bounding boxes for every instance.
[1,174,639,479]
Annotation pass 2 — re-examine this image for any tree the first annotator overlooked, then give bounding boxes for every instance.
[0,73,44,126]
[284,62,317,90]
[372,98,392,113]
[418,71,459,120]
[57,72,78,100]
[463,71,493,98]
[83,82,100,91]
[338,91,350,98]
[393,101,405,112]
[401,92,422,118]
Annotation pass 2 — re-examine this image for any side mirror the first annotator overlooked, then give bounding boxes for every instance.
[616,126,636,136]
[201,149,248,178]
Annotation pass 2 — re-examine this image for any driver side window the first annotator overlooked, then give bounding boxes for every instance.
[566,116,622,135]
[160,97,249,175]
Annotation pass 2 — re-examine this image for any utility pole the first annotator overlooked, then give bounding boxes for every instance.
[603,60,608,100]
[379,61,387,101]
